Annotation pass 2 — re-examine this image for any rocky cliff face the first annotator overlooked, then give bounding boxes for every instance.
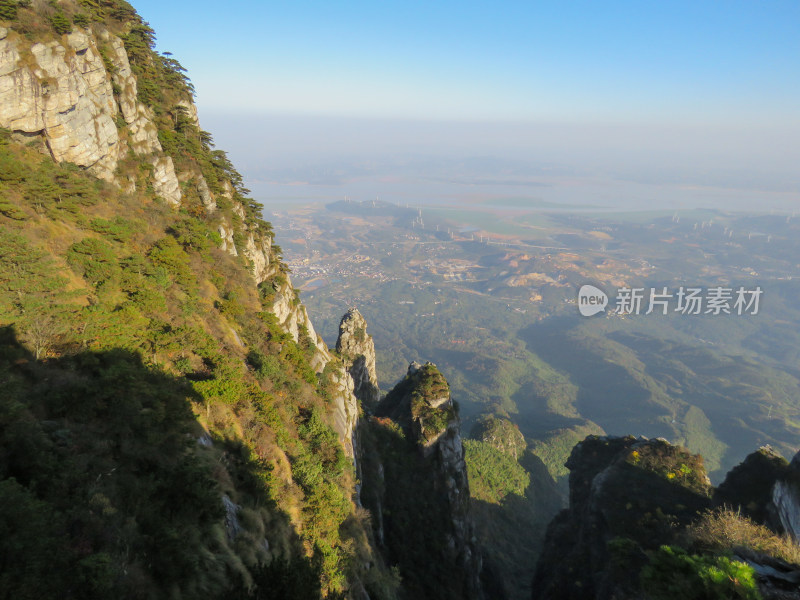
[532,437,800,600]
[244,231,273,284]
[263,284,360,458]
[325,354,360,460]
[772,452,800,543]
[532,436,713,600]
[0,7,358,469]
[269,274,324,352]
[360,362,486,600]
[336,308,380,406]
[0,25,179,202]
[0,17,277,277]
[713,445,789,529]
[711,445,800,543]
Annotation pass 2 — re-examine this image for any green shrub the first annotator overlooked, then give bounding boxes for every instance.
[281,340,317,385]
[13,157,103,218]
[50,11,72,35]
[173,356,192,374]
[0,200,28,220]
[470,415,526,458]
[0,0,17,21]
[0,150,27,182]
[464,439,530,504]
[247,557,322,600]
[0,230,71,353]
[67,237,120,287]
[216,289,245,318]
[297,407,347,476]
[641,545,761,600]
[88,217,136,242]
[258,280,279,304]
[0,478,67,598]
[148,236,194,289]
[192,357,249,406]
[626,441,711,497]
[169,217,223,253]
[251,351,287,386]
[411,396,453,442]
[128,285,167,314]
[72,12,90,28]
[0,340,241,598]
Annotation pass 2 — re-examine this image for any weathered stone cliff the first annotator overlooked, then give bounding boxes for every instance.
[0,17,278,277]
[336,308,380,406]
[0,9,359,468]
[772,452,800,543]
[532,436,712,600]
[0,25,179,200]
[360,362,486,600]
[261,280,360,458]
[532,437,800,600]
[713,445,789,529]
[710,445,800,544]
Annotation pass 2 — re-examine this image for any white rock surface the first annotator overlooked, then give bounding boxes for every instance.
[336,308,380,404]
[327,364,360,459]
[0,31,120,180]
[101,32,162,156]
[773,454,800,543]
[196,173,216,211]
[244,233,272,284]
[218,220,238,256]
[0,26,181,197]
[150,154,181,205]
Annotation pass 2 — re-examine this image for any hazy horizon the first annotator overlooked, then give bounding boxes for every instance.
[129,0,800,212]
[200,111,799,212]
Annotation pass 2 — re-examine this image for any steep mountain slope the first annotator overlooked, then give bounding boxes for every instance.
[0,1,390,597]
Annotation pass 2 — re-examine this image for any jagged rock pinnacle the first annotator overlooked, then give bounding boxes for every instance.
[336,308,380,405]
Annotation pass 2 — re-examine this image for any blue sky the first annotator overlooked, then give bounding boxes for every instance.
[132,0,799,124]
[130,1,799,206]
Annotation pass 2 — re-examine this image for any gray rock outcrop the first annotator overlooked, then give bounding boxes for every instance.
[0,25,180,204]
[772,452,800,542]
[362,362,485,600]
[244,232,273,284]
[336,308,380,405]
[325,363,360,459]
[712,445,789,530]
[265,278,363,459]
[218,220,238,256]
[532,436,714,600]
[269,274,326,357]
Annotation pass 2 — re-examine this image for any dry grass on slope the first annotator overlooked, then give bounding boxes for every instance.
[688,508,800,566]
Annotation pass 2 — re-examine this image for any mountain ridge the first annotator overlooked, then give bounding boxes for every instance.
[0,2,493,598]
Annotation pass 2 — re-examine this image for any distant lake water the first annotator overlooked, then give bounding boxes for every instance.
[249,176,799,214]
